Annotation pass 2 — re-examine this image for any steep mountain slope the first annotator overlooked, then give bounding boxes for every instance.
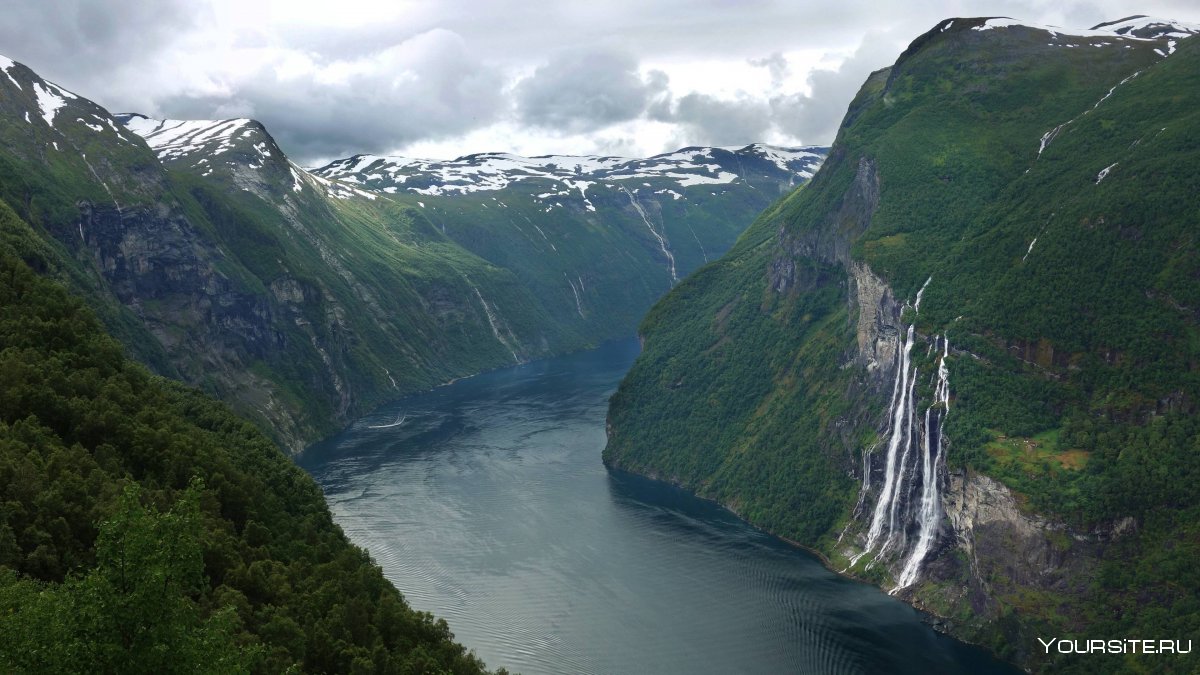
[0,198,495,673]
[0,53,823,452]
[310,145,822,338]
[605,16,1200,672]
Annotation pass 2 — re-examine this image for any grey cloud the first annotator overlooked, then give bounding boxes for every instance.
[668,94,773,147]
[160,29,505,163]
[593,136,641,156]
[770,35,904,144]
[646,33,901,148]
[4,0,1198,161]
[0,0,196,85]
[749,52,790,87]
[515,48,669,133]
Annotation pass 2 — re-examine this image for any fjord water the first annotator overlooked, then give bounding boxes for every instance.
[302,339,1016,675]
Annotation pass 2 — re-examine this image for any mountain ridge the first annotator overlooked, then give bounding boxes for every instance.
[604,15,1200,672]
[0,51,825,453]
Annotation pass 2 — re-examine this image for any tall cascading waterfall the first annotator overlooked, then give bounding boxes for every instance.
[847,278,952,593]
[893,336,950,591]
[848,322,916,568]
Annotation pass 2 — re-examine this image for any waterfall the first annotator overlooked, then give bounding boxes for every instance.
[849,323,916,567]
[622,186,678,283]
[468,284,520,363]
[849,278,952,591]
[882,345,919,559]
[893,337,950,591]
[565,274,585,318]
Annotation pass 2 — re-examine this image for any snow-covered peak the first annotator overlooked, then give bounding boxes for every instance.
[117,114,276,167]
[973,17,1131,39]
[1091,15,1200,40]
[972,15,1198,45]
[0,54,24,91]
[115,113,382,200]
[314,144,826,197]
[0,52,80,126]
[0,53,144,146]
[739,144,828,175]
[969,15,1197,58]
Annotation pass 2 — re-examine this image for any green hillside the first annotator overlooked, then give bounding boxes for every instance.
[605,18,1200,672]
[0,198,499,673]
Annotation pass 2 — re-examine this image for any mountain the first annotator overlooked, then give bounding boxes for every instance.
[0,199,497,672]
[313,144,821,284]
[314,144,822,196]
[310,144,823,331]
[0,52,823,453]
[604,15,1200,672]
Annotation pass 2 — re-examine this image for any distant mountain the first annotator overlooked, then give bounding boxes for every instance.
[605,15,1200,672]
[0,58,505,674]
[314,144,821,198]
[0,53,823,453]
[309,143,823,296]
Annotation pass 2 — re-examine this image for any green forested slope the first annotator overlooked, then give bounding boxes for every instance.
[606,18,1200,672]
[0,199,497,673]
[605,189,861,543]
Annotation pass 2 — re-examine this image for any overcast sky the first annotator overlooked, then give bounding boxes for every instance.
[1,0,1195,165]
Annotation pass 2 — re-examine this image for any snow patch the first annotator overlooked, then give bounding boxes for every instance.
[313,144,825,197]
[32,82,69,126]
[121,115,274,167]
[973,15,1199,56]
[76,118,104,133]
[0,55,22,90]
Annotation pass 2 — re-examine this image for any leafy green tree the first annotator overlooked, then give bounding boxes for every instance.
[0,482,254,673]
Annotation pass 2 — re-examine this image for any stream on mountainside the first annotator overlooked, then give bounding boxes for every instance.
[301,338,1017,675]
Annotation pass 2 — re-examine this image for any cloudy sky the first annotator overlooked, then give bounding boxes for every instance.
[1,0,1195,165]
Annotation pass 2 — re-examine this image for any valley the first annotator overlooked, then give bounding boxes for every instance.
[1,9,1198,674]
[0,57,822,452]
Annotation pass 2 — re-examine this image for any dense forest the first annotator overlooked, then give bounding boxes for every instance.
[0,197,499,673]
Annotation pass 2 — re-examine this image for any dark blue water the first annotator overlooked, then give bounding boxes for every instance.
[302,339,1017,675]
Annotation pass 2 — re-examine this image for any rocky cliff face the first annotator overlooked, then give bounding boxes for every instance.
[918,470,1115,664]
[816,142,1141,666]
[72,185,356,451]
